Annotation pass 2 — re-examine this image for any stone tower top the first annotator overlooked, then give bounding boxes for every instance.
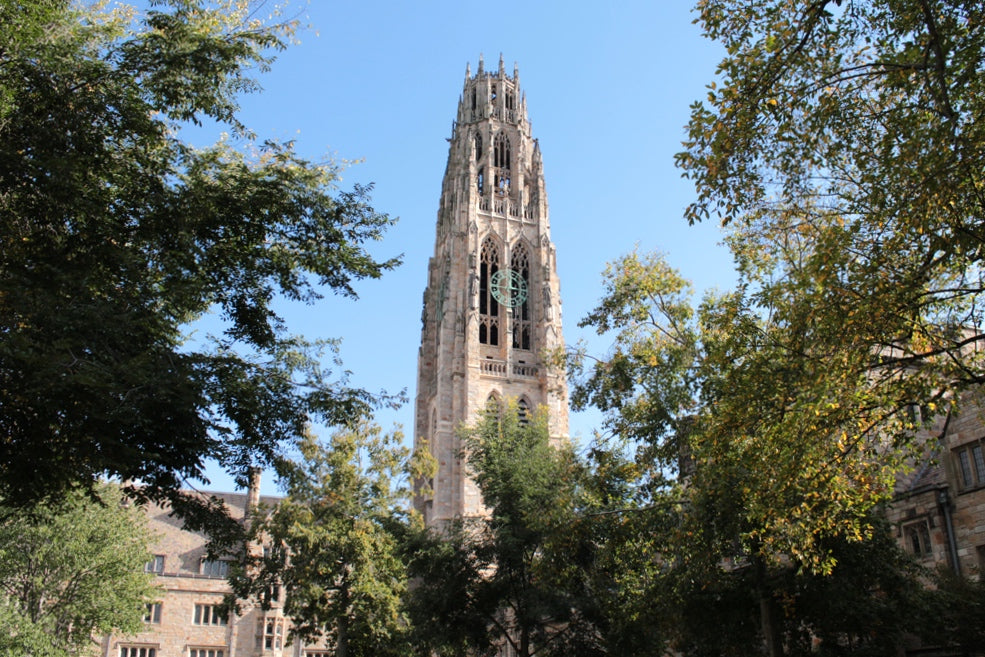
[456,55,528,130]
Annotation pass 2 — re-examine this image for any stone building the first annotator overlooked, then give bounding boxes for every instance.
[888,394,985,579]
[413,55,569,524]
[97,479,331,657]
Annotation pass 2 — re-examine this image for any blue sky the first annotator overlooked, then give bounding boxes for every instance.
[197,1,736,494]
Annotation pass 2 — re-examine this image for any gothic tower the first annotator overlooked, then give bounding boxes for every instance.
[414,55,569,525]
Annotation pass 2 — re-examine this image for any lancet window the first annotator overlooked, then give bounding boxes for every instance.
[517,397,531,426]
[478,237,500,345]
[511,242,531,351]
[494,132,511,169]
[474,132,483,161]
[484,393,503,422]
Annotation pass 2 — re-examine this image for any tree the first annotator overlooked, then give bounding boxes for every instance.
[666,511,931,657]
[675,0,985,560]
[230,420,431,657]
[0,1,399,528]
[0,483,158,656]
[569,251,943,654]
[407,402,598,657]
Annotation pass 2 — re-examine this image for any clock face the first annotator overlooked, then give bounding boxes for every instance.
[490,269,528,307]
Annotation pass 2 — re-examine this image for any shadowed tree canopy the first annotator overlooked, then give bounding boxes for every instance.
[0,0,399,530]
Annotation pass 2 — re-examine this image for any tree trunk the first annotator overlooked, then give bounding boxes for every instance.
[337,581,349,657]
[755,556,783,657]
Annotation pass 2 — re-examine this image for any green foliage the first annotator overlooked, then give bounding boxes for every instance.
[0,0,399,528]
[674,0,985,565]
[230,420,431,657]
[407,403,603,657]
[668,512,930,656]
[552,452,677,657]
[571,250,959,653]
[569,251,700,491]
[0,483,158,656]
[915,567,985,653]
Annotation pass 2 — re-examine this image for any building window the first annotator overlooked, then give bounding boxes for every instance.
[479,237,501,346]
[144,555,164,573]
[511,243,531,351]
[474,132,482,161]
[257,616,286,651]
[189,649,226,657]
[120,646,157,657]
[264,583,281,605]
[494,132,511,170]
[477,168,484,194]
[955,441,985,490]
[497,172,511,194]
[485,394,502,420]
[193,603,227,626]
[200,559,230,578]
[517,398,531,426]
[144,602,162,624]
[904,522,932,557]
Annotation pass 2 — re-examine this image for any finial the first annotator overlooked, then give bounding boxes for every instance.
[513,61,519,81]
[478,53,484,74]
[466,62,471,79]
[498,53,505,77]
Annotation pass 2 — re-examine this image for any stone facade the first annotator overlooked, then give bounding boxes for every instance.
[97,484,331,657]
[888,394,985,578]
[414,55,570,524]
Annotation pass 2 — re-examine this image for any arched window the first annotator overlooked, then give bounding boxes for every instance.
[474,132,483,161]
[485,393,502,419]
[511,242,531,350]
[477,168,484,194]
[428,408,437,489]
[478,237,500,345]
[471,86,477,112]
[494,132,511,170]
[517,397,531,426]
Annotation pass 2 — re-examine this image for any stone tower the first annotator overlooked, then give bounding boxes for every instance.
[414,55,569,525]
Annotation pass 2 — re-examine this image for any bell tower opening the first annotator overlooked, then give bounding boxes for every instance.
[479,236,501,346]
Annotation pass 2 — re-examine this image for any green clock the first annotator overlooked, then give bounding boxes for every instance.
[490,269,528,307]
